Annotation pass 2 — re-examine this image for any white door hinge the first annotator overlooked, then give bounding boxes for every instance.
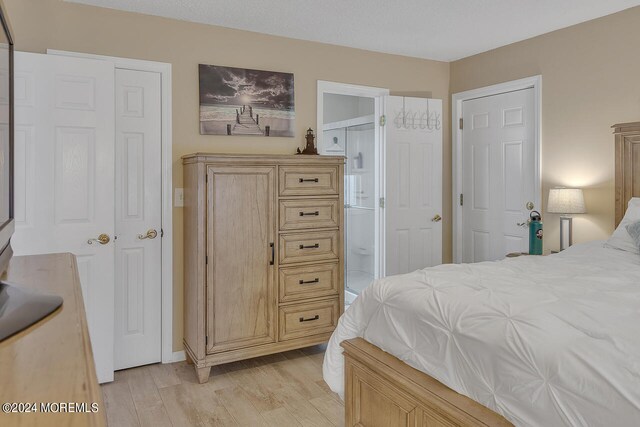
[379,115,386,127]
[460,194,464,206]
[379,197,385,208]
[459,118,463,130]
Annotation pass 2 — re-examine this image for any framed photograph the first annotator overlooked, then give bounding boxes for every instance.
[199,64,295,137]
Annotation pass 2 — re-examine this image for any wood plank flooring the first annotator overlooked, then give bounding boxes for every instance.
[101,345,344,427]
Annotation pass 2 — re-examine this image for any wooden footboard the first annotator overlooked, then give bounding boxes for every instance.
[341,338,513,427]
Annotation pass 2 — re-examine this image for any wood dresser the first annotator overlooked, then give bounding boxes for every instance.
[0,253,106,427]
[182,153,345,383]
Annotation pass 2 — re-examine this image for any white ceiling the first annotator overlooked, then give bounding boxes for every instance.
[66,0,640,61]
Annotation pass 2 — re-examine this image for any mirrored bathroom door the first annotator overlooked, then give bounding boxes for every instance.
[321,90,385,305]
[344,122,377,297]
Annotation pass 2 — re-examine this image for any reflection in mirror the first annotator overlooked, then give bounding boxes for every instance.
[322,93,376,303]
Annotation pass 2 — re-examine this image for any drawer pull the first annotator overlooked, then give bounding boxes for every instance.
[299,178,319,183]
[299,211,319,217]
[299,315,320,322]
[269,243,274,265]
[299,278,320,285]
[299,243,320,250]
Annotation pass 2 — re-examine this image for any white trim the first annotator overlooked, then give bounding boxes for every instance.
[451,75,542,263]
[47,49,175,364]
[317,80,389,154]
[317,80,389,281]
[377,95,386,278]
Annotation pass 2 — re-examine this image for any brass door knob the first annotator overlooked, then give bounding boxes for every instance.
[88,233,110,245]
[431,214,442,222]
[138,229,158,240]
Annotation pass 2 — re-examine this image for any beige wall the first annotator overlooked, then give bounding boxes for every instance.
[9,0,637,353]
[451,6,640,252]
[4,0,450,351]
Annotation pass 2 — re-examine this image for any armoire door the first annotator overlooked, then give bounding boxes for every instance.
[206,165,276,354]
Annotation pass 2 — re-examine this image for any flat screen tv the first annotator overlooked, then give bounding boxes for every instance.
[0,0,62,342]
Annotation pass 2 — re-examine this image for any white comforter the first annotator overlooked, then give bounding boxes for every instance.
[323,241,640,426]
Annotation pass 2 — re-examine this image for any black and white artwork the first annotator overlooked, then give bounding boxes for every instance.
[199,64,295,137]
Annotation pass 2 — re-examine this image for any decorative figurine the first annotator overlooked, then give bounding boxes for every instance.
[296,128,319,155]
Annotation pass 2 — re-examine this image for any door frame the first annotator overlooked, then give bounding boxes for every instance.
[451,75,542,263]
[317,80,389,153]
[317,81,389,288]
[47,49,176,363]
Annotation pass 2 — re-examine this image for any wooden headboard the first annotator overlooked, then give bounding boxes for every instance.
[613,121,640,227]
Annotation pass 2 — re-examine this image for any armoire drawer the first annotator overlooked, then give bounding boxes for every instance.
[279,262,339,303]
[279,230,339,264]
[279,298,340,341]
[279,166,339,196]
[279,199,340,231]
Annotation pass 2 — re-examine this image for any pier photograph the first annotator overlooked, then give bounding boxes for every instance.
[199,64,295,137]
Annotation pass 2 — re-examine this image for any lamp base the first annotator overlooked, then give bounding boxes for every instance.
[559,216,573,251]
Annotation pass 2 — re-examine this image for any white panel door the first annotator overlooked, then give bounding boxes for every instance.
[385,96,442,276]
[461,88,535,262]
[13,52,115,382]
[114,69,162,370]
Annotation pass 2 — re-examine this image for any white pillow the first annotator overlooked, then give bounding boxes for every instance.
[626,220,640,252]
[606,197,640,254]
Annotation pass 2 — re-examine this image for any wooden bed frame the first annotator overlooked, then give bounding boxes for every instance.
[340,121,640,427]
[614,121,640,227]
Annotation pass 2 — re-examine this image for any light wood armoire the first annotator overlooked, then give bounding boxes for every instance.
[182,154,345,383]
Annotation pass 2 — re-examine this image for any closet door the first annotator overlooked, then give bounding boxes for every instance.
[461,88,535,262]
[114,68,163,370]
[12,52,115,383]
[206,165,276,354]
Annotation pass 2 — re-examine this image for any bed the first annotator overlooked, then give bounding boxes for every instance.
[323,121,640,427]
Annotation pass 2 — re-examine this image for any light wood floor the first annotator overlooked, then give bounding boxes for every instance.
[101,345,344,426]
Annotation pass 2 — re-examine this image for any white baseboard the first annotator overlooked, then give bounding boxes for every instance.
[170,350,186,363]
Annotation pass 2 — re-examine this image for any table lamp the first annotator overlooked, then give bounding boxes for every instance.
[547,188,586,251]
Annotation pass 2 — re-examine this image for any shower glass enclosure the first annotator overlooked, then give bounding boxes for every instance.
[323,116,377,304]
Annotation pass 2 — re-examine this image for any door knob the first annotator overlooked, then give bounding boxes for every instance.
[88,233,110,245]
[138,229,158,240]
[431,214,442,222]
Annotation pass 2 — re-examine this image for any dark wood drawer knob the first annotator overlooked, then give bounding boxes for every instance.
[299,243,320,250]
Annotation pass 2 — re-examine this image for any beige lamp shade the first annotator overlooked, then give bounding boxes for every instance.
[547,188,586,214]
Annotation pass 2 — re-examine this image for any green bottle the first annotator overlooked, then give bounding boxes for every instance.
[528,211,543,255]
